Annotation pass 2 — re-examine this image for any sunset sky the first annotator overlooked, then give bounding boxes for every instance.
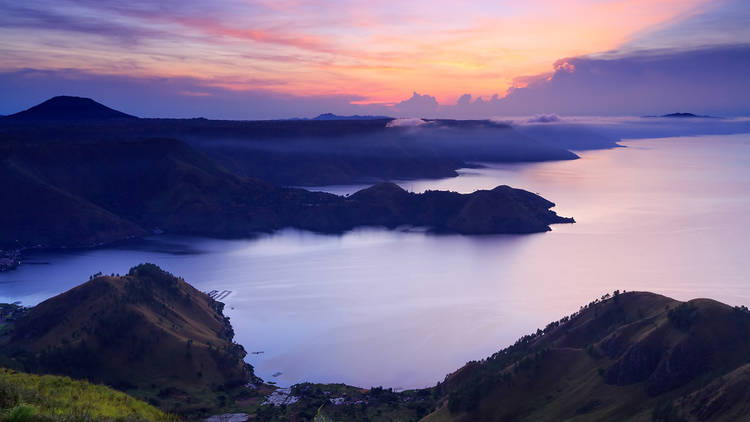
[1,0,748,118]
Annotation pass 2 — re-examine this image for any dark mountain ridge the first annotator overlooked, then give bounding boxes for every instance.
[312,113,392,120]
[660,112,716,118]
[0,137,573,252]
[640,112,718,119]
[0,96,585,186]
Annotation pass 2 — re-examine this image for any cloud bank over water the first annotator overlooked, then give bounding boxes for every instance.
[488,45,750,117]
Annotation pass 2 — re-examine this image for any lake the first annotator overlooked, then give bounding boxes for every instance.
[1,133,749,390]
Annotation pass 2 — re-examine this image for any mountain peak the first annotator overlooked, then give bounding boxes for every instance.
[7,96,137,121]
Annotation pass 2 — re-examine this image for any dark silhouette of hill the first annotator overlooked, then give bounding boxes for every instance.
[5,96,137,121]
[641,112,717,119]
[0,264,253,415]
[0,137,572,251]
[312,113,392,120]
[0,158,147,249]
[660,112,715,118]
[422,291,750,422]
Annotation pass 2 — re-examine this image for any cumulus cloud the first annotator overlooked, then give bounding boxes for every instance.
[385,118,429,128]
[392,92,439,117]
[527,114,562,123]
[495,45,750,116]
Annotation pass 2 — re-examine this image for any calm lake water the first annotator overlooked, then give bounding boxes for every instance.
[1,133,749,389]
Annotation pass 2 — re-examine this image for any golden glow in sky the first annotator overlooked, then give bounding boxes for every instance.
[0,0,724,104]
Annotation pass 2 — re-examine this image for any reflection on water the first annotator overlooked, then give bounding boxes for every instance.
[1,134,749,389]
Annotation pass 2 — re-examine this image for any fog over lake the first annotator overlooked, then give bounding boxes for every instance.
[1,133,748,389]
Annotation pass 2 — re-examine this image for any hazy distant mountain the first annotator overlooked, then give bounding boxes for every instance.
[6,96,137,120]
[642,112,717,119]
[312,112,392,120]
[0,113,579,186]
[662,112,718,118]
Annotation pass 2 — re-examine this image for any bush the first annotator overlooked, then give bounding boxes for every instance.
[7,404,37,422]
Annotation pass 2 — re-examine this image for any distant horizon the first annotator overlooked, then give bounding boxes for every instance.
[4,93,750,122]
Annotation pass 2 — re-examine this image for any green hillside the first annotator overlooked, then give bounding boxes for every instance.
[0,367,175,421]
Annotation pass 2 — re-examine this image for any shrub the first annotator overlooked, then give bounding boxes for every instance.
[7,404,37,422]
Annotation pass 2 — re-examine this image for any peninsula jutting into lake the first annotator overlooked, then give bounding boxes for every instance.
[1,99,575,259]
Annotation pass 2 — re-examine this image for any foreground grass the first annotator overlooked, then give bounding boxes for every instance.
[0,368,177,421]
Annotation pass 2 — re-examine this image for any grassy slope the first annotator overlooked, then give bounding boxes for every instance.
[422,292,750,422]
[0,367,174,421]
